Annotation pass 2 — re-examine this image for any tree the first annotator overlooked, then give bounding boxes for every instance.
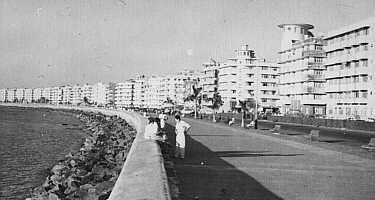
[237,98,256,127]
[184,85,202,118]
[208,92,223,122]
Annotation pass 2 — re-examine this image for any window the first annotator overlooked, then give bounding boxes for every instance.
[362,91,368,98]
[363,44,368,51]
[354,61,359,67]
[362,59,368,67]
[262,66,268,70]
[362,75,368,82]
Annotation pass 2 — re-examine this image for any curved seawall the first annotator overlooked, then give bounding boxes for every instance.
[1,104,171,200]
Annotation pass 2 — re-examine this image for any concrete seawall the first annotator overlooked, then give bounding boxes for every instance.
[0,103,171,200]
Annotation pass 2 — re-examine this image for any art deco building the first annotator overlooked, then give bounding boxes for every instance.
[218,45,280,112]
[7,89,16,102]
[278,24,326,116]
[324,13,375,120]
[115,80,134,109]
[33,88,43,102]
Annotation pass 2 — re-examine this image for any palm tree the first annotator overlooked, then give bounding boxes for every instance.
[184,85,202,119]
[208,92,223,122]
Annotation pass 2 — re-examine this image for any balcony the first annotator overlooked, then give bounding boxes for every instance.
[302,50,326,58]
[303,86,325,94]
[307,62,325,70]
[306,74,325,81]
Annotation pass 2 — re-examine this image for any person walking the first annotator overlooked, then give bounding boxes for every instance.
[159,112,167,129]
[174,115,191,159]
[144,117,158,140]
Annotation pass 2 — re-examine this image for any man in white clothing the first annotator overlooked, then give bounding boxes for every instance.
[174,115,191,159]
[144,117,158,140]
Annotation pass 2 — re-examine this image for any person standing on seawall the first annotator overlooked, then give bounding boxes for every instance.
[174,115,191,159]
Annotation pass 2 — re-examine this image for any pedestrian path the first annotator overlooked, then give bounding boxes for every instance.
[168,118,375,200]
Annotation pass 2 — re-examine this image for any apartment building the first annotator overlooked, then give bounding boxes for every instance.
[7,89,16,102]
[324,14,375,120]
[15,88,25,102]
[24,88,33,103]
[144,76,168,109]
[133,75,146,108]
[115,81,134,109]
[278,24,326,116]
[201,59,220,109]
[91,82,108,106]
[33,88,43,102]
[218,45,280,112]
[0,89,7,102]
[82,84,93,103]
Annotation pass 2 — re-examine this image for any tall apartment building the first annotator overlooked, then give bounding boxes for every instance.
[133,75,146,108]
[144,76,168,109]
[324,14,375,120]
[92,82,108,106]
[278,24,326,116]
[201,59,220,109]
[115,81,134,109]
[218,45,280,112]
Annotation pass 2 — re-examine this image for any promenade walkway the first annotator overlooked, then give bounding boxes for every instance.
[166,118,375,200]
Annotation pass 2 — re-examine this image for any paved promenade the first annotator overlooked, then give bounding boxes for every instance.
[168,118,375,200]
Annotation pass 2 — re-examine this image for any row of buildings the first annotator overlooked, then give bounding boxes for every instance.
[199,12,375,121]
[1,12,374,121]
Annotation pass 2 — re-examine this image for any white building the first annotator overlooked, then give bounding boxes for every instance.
[61,85,72,104]
[144,76,167,109]
[218,45,280,112]
[7,89,16,102]
[71,85,82,105]
[15,88,25,102]
[41,87,52,103]
[324,13,375,120]
[50,87,63,104]
[115,81,134,109]
[92,82,108,106]
[24,88,34,103]
[201,59,220,109]
[33,88,43,102]
[82,84,93,103]
[278,24,326,116]
[133,75,147,109]
[0,89,7,102]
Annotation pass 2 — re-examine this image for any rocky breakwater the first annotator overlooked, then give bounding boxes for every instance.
[27,111,137,200]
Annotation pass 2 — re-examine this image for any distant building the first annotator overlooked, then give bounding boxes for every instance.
[92,82,108,106]
[15,88,25,103]
[278,24,326,116]
[106,82,116,107]
[82,84,93,103]
[144,76,167,109]
[218,45,280,112]
[7,89,16,102]
[24,88,33,103]
[201,59,220,109]
[115,81,134,109]
[324,13,375,120]
[33,88,43,102]
[133,75,146,109]
[0,89,7,102]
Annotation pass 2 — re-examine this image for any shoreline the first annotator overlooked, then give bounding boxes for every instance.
[26,110,137,200]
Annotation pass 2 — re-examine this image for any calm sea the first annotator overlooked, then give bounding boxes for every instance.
[0,106,86,200]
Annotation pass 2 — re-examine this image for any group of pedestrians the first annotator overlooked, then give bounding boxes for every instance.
[144,112,191,159]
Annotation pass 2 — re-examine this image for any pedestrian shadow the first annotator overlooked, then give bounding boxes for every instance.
[163,122,284,200]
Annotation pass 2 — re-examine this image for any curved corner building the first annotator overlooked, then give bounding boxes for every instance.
[278,24,326,116]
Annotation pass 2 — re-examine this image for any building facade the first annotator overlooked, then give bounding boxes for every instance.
[92,82,108,106]
[0,89,7,102]
[115,81,134,109]
[218,45,280,113]
[278,24,326,116]
[324,14,375,120]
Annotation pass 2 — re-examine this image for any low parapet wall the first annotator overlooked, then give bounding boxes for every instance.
[0,103,171,200]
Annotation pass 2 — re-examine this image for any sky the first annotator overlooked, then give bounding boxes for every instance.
[0,0,375,88]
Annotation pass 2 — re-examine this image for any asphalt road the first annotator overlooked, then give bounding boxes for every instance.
[257,120,374,146]
[167,118,375,200]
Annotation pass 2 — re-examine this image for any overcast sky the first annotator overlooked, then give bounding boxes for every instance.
[1,0,374,88]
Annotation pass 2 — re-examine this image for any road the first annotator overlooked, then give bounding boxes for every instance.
[166,117,375,200]
[257,120,374,146]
